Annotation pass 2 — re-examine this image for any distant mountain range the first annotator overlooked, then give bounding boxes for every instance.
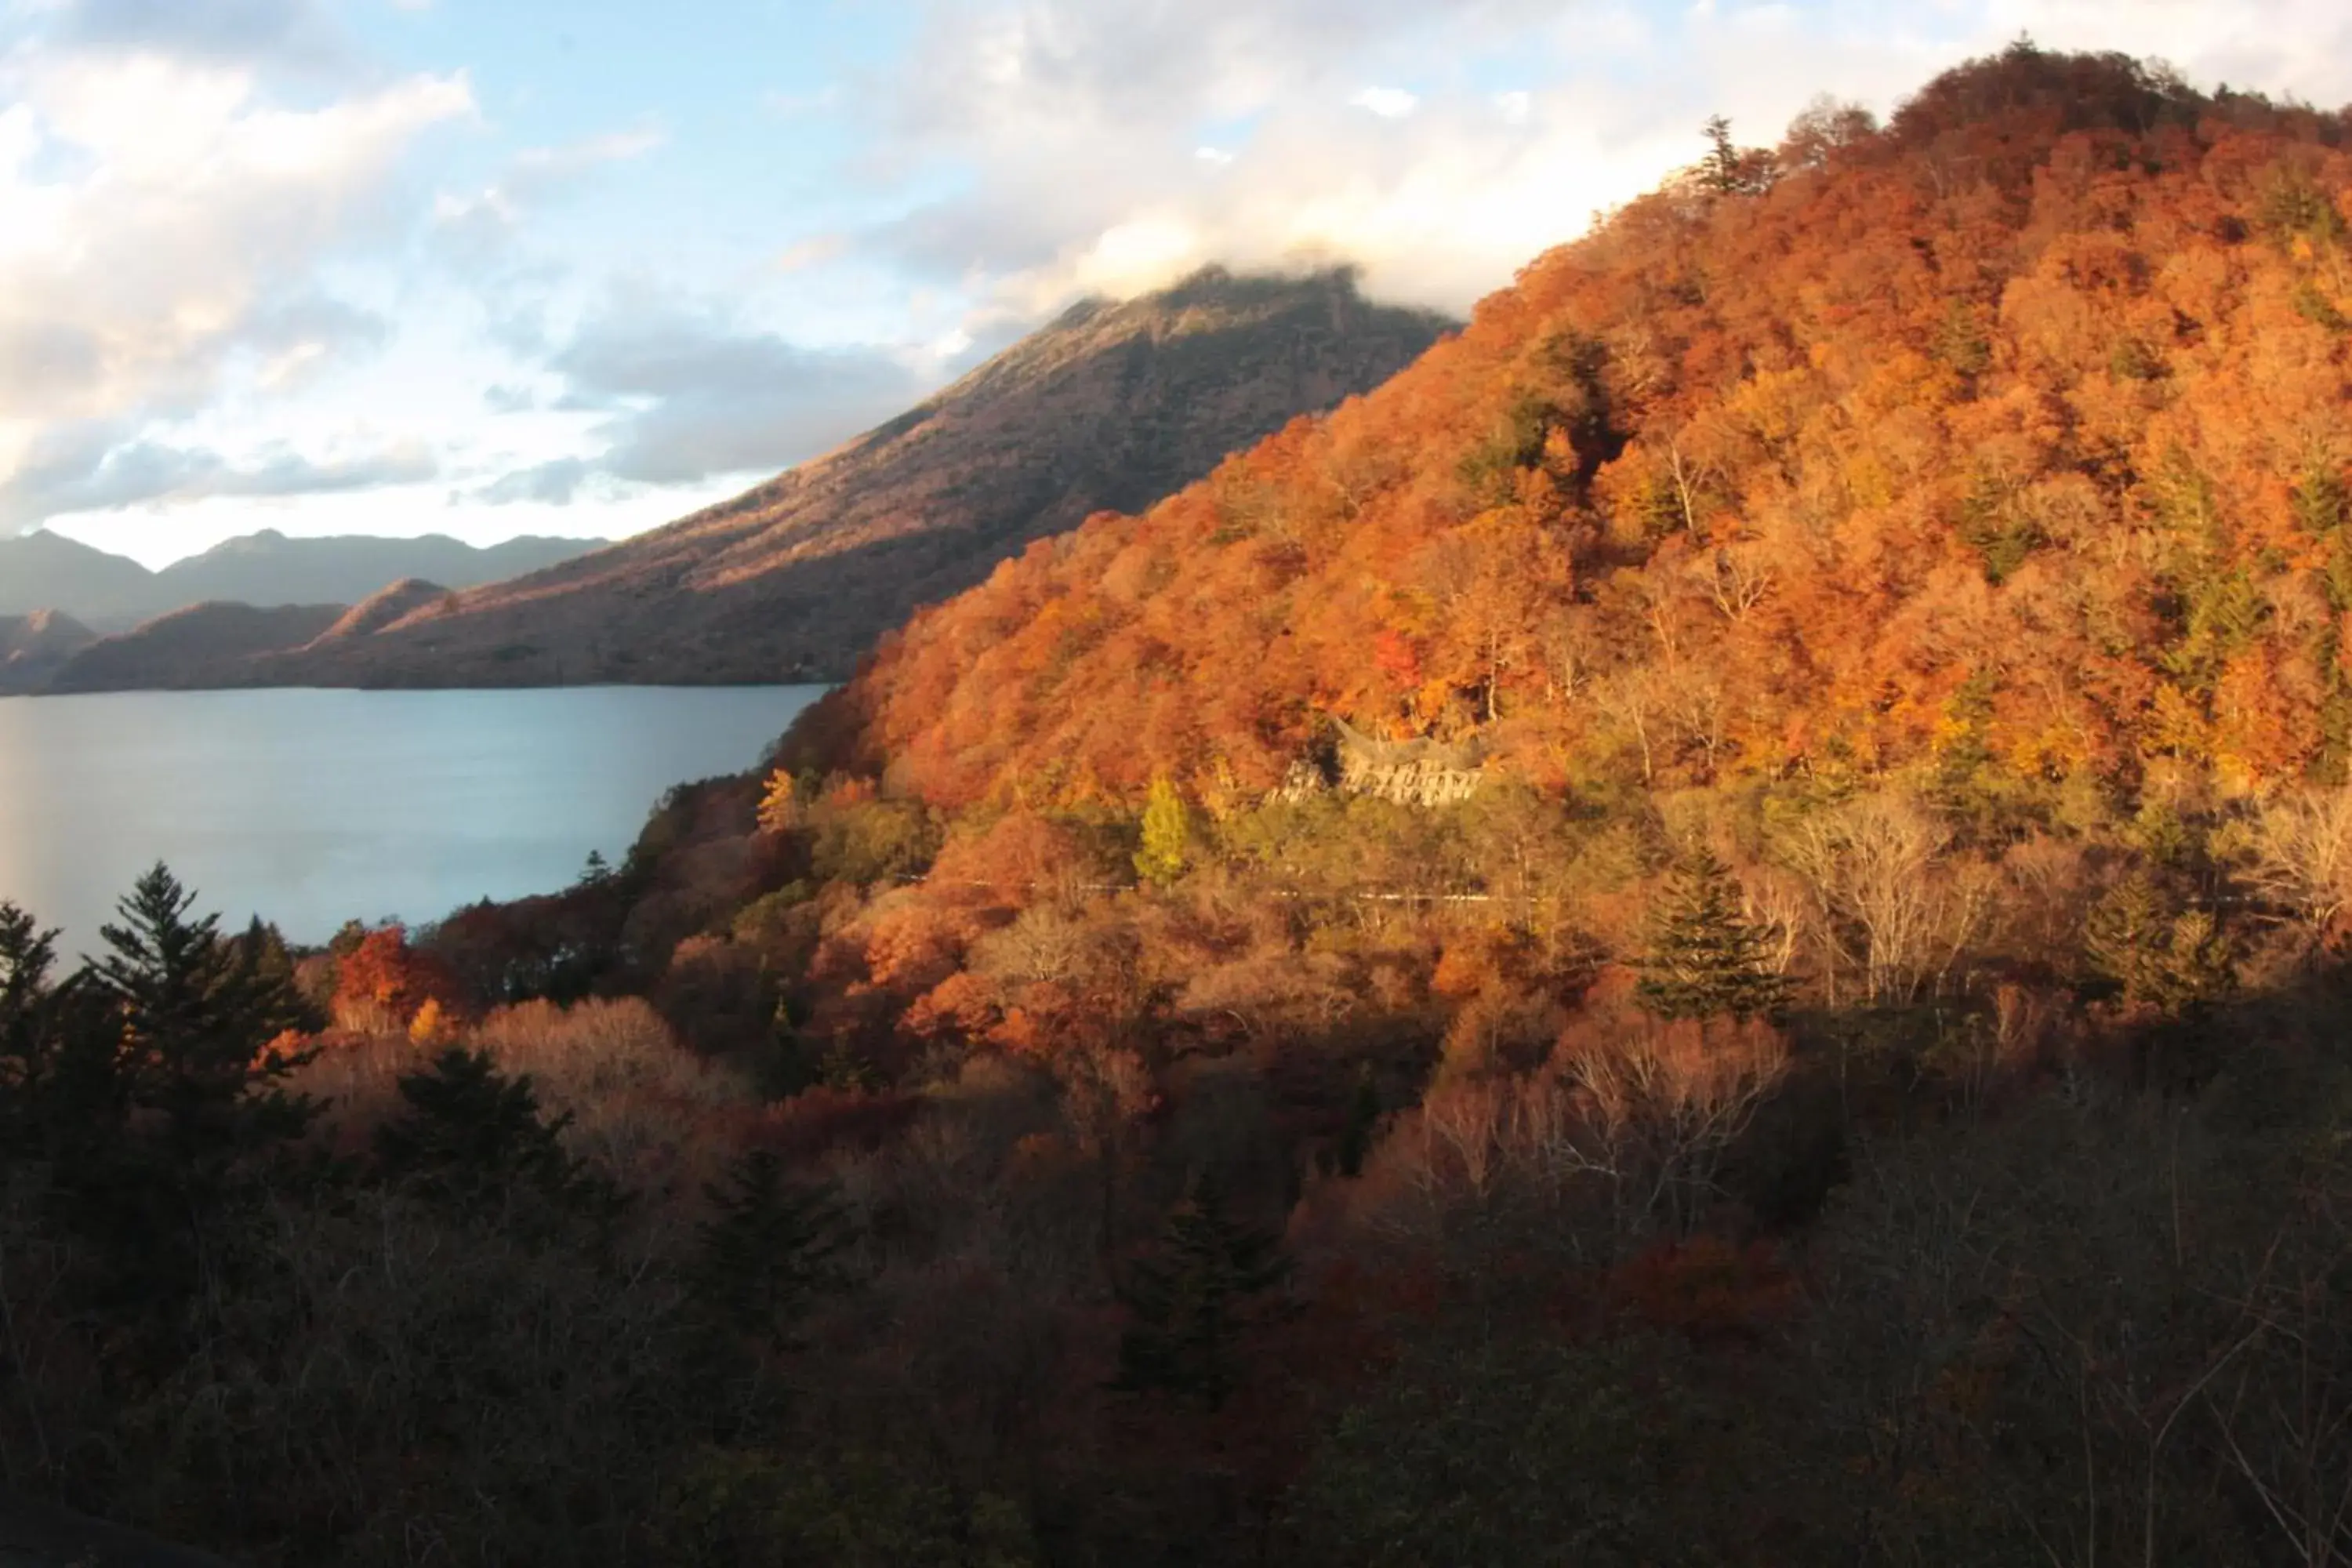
[245,267,1457,688]
[0,529,601,631]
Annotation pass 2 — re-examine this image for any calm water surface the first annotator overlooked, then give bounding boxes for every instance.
[0,686,824,956]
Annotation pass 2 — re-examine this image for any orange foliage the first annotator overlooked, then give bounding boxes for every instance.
[779,50,2352,810]
[332,926,463,1034]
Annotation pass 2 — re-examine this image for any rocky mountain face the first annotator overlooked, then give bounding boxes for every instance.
[249,267,1457,688]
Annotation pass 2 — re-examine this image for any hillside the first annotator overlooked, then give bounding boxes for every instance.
[252,267,1457,688]
[0,612,97,695]
[792,50,2352,811]
[0,529,598,630]
[309,578,452,644]
[43,601,343,692]
[19,46,2352,1568]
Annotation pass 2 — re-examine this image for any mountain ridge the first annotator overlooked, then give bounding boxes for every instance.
[248,266,1458,688]
[0,529,602,630]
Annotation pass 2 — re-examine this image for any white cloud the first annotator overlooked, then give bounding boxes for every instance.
[865,0,2352,326]
[1349,85,1418,118]
[0,37,470,535]
[36,0,2352,571]
[525,288,935,488]
[1,434,437,527]
[776,233,850,272]
[432,122,663,254]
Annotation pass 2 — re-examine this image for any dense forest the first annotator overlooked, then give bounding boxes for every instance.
[9,42,2352,1566]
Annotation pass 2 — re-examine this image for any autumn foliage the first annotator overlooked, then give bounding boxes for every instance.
[18,47,2352,1568]
[331,924,463,1034]
[794,46,2352,810]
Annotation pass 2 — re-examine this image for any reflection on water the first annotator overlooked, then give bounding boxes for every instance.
[0,686,824,957]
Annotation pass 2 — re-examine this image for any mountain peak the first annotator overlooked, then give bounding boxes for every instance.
[248,267,1460,689]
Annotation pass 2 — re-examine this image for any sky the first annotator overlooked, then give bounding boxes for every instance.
[2,1,2350,568]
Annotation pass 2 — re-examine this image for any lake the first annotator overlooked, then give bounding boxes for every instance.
[0,685,825,958]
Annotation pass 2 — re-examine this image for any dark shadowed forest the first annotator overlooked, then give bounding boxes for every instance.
[7,42,2352,1567]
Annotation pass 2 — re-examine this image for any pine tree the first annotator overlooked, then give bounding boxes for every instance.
[1700,115,1769,196]
[688,1149,853,1347]
[1134,774,1192,887]
[1634,850,1793,1022]
[376,1047,618,1225]
[1112,1178,1288,1410]
[0,902,63,1158]
[95,866,317,1140]
[2082,873,2235,1014]
[0,869,320,1327]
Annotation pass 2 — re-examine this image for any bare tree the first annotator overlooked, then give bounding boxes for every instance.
[1546,1016,1790,1237]
[2248,785,2352,961]
[1697,541,1775,621]
[1781,793,1992,1006]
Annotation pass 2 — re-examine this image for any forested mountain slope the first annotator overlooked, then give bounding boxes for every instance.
[20,47,2352,1568]
[795,49,2352,812]
[250,268,1456,688]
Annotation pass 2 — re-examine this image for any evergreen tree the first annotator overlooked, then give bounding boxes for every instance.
[1112,1178,1288,1411]
[1,869,319,1330]
[376,1047,618,1225]
[1134,775,1192,887]
[93,866,318,1157]
[1700,115,1769,196]
[688,1149,853,1347]
[230,915,321,1029]
[2082,873,2235,1014]
[1634,850,1793,1022]
[0,902,64,1159]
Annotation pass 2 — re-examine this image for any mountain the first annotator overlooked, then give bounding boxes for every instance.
[426,54,2352,1568]
[0,529,600,630]
[42,601,344,692]
[310,578,453,644]
[0,610,98,694]
[26,51,2352,1568]
[782,49,2352,811]
[252,267,1457,688]
[154,532,593,618]
[0,532,155,626]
